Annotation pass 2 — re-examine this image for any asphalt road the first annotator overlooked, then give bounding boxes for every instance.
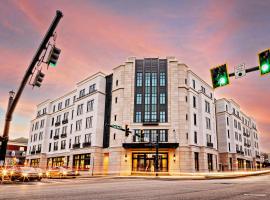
[0,174,270,200]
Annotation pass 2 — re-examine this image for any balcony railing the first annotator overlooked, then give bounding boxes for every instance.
[55,122,61,127]
[236,150,245,155]
[142,120,159,126]
[207,142,214,148]
[36,150,41,154]
[256,155,261,159]
[83,142,91,148]
[61,133,67,138]
[30,151,36,155]
[62,119,68,124]
[54,135,59,140]
[73,143,80,149]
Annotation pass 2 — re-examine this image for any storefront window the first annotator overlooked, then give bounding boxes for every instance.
[132,153,168,172]
[30,159,40,167]
[73,153,91,170]
[47,157,65,168]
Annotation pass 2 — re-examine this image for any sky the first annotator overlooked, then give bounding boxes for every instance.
[0,0,269,152]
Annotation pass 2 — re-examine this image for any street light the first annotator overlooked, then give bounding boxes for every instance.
[9,90,15,98]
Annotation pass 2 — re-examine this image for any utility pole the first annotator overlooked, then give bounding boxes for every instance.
[0,10,63,165]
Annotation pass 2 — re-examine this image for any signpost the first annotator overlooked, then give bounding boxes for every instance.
[234,63,246,79]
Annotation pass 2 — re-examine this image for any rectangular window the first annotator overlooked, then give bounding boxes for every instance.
[86,116,93,129]
[89,84,96,93]
[48,143,51,152]
[40,119,45,128]
[206,117,211,130]
[136,72,143,87]
[195,152,199,171]
[77,104,83,116]
[76,120,82,131]
[160,72,166,86]
[159,130,167,142]
[39,132,43,140]
[135,112,142,122]
[56,115,61,123]
[75,136,80,144]
[55,128,60,136]
[136,94,142,104]
[79,89,85,98]
[85,134,91,143]
[63,112,69,121]
[193,96,196,108]
[160,93,165,104]
[194,113,197,126]
[205,101,210,113]
[87,99,94,112]
[62,126,67,134]
[65,99,70,107]
[53,142,58,151]
[58,102,62,110]
[194,131,197,144]
[160,111,166,123]
[61,140,66,150]
[192,79,196,89]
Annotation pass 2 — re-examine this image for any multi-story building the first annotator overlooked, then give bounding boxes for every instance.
[27,57,262,175]
[5,137,27,166]
[216,98,261,171]
[107,57,218,175]
[26,72,106,173]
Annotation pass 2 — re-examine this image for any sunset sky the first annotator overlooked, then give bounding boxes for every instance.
[0,0,269,152]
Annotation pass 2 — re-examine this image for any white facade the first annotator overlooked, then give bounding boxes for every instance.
[216,98,261,171]
[26,72,106,172]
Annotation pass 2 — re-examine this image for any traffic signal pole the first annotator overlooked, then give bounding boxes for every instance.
[0,10,63,165]
[229,66,260,77]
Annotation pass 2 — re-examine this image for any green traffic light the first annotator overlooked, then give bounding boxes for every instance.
[218,76,228,86]
[261,63,270,73]
[49,62,56,67]
[259,49,270,75]
[210,64,230,89]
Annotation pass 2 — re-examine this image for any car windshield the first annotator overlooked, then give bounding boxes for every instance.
[20,167,34,172]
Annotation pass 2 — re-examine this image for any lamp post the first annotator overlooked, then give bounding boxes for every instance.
[155,133,159,176]
[0,91,15,166]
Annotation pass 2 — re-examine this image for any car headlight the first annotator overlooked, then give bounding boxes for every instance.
[63,171,67,175]
[10,171,14,175]
[2,169,7,176]
[46,172,50,176]
[38,173,42,176]
[22,173,28,177]
[75,170,78,175]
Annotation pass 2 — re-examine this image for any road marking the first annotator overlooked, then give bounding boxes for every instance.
[244,194,267,197]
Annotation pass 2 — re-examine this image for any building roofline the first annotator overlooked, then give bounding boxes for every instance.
[77,71,106,86]
[187,69,213,89]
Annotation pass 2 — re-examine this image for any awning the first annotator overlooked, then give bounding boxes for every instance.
[122,143,179,149]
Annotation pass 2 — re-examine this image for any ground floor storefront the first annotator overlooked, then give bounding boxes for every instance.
[219,153,262,171]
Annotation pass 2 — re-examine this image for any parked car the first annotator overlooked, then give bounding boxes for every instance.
[46,167,79,178]
[0,167,9,181]
[9,167,42,181]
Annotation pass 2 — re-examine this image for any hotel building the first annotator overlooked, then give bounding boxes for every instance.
[215,99,261,171]
[26,57,261,175]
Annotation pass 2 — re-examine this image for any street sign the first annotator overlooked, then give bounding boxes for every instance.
[235,63,246,79]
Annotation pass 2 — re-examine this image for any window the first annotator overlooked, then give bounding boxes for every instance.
[228,143,231,152]
[227,130,230,138]
[113,133,116,140]
[35,121,39,130]
[205,101,210,113]
[51,117,54,126]
[77,104,83,116]
[87,99,94,112]
[63,112,69,121]
[61,140,66,150]
[75,136,80,144]
[55,128,60,137]
[160,72,166,86]
[192,79,196,89]
[53,105,56,112]
[136,94,142,104]
[193,96,196,108]
[89,84,96,93]
[53,142,58,151]
[86,116,93,129]
[48,143,51,152]
[65,99,70,107]
[201,86,205,93]
[40,119,45,128]
[38,132,43,140]
[115,97,118,103]
[227,117,229,125]
[76,120,82,131]
[73,95,76,103]
[34,134,37,141]
[114,115,117,121]
[194,131,197,144]
[135,112,142,122]
[160,111,166,123]
[56,115,61,123]
[50,130,53,139]
[207,134,212,143]
[159,130,167,142]
[58,102,62,110]
[62,126,67,135]
[79,89,85,98]
[136,72,143,87]
[185,96,188,102]
[37,144,41,151]
[193,113,197,126]
[195,152,199,171]
[206,117,211,130]
[235,132,238,140]
[160,93,165,104]
[84,134,91,143]
[234,119,237,128]
[116,80,118,86]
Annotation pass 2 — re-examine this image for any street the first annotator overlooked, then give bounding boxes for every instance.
[0,174,270,200]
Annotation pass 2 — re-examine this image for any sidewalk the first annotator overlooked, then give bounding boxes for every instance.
[78,170,270,180]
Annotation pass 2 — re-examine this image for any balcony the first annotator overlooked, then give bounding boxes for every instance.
[142,120,159,126]
[207,142,214,148]
[55,122,61,127]
[83,142,91,148]
[256,155,261,159]
[54,135,59,140]
[61,133,67,138]
[36,150,41,154]
[62,119,68,124]
[30,151,36,155]
[73,143,80,149]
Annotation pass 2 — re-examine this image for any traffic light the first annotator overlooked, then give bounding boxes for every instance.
[125,125,129,137]
[47,46,61,67]
[259,49,270,75]
[210,64,230,89]
[33,70,45,87]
